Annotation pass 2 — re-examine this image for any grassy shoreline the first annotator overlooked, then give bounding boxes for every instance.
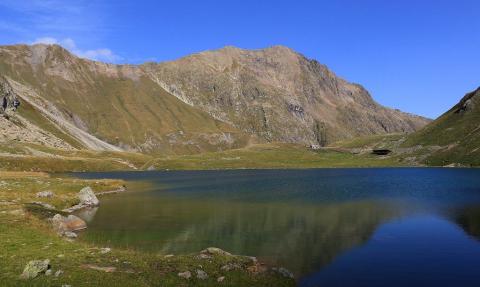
[0,172,294,286]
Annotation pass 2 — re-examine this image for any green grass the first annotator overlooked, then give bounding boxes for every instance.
[147,143,405,170]
[0,141,413,173]
[331,133,405,149]
[402,89,480,166]
[0,173,294,286]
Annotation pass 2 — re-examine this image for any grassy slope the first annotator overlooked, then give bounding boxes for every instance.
[0,141,409,173]
[0,142,152,172]
[402,88,480,166]
[146,143,404,170]
[0,45,251,154]
[0,172,293,287]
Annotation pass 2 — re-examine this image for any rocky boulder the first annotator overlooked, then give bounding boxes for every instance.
[78,186,99,206]
[51,214,87,235]
[20,259,50,279]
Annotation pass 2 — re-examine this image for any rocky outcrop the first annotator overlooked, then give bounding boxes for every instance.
[0,76,20,115]
[143,46,431,145]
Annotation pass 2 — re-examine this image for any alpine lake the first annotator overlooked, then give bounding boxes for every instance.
[70,168,480,287]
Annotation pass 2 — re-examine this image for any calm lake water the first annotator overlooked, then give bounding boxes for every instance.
[72,168,480,287]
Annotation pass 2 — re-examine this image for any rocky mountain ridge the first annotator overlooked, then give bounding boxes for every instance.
[0,44,430,153]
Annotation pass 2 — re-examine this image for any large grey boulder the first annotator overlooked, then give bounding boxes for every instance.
[78,186,99,206]
[20,259,50,279]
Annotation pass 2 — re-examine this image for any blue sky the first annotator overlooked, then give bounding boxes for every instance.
[0,0,479,118]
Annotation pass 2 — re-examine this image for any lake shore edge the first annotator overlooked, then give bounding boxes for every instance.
[0,172,295,286]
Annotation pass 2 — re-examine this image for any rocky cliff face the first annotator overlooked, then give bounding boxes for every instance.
[0,76,20,115]
[143,46,430,145]
[0,44,429,153]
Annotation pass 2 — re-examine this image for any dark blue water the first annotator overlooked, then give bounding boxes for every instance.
[72,168,480,287]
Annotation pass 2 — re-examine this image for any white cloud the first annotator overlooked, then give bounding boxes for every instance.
[32,37,58,45]
[32,37,122,63]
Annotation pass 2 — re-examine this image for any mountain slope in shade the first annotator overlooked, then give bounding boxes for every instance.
[144,46,430,145]
[403,87,480,166]
[0,44,429,153]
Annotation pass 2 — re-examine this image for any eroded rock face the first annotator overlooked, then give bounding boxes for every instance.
[0,76,20,115]
[144,46,431,145]
[78,186,99,206]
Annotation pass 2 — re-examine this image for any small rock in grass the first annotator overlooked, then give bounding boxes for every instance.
[82,264,116,273]
[57,254,64,258]
[64,231,77,239]
[36,191,54,198]
[55,270,64,277]
[221,263,241,272]
[32,202,56,210]
[164,254,174,258]
[201,247,232,256]
[178,270,191,279]
[100,247,111,254]
[197,253,212,259]
[217,276,225,282]
[45,269,52,276]
[196,269,208,280]
[20,259,50,279]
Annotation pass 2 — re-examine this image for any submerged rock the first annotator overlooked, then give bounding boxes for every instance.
[272,267,294,279]
[20,259,50,279]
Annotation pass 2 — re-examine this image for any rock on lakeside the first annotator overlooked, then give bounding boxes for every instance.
[51,214,87,235]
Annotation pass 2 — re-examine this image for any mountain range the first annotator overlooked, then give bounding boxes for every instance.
[0,44,430,154]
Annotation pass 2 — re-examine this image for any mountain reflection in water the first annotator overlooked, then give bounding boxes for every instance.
[71,168,480,285]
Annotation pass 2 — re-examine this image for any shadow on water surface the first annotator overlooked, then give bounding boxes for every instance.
[71,168,480,285]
